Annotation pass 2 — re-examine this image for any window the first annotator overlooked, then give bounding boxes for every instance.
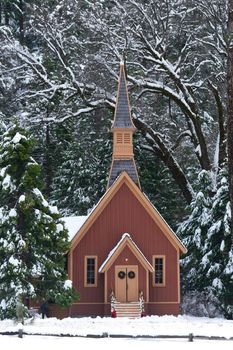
[85,256,97,287]
[153,256,165,286]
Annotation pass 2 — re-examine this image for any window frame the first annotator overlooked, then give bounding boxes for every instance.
[84,255,98,287]
[152,255,166,287]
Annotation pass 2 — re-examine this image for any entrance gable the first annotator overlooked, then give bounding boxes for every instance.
[99,233,154,273]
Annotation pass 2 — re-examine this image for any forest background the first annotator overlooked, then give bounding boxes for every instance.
[0,0,233,318]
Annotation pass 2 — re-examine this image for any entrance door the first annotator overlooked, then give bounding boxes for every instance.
[115,265,138,302]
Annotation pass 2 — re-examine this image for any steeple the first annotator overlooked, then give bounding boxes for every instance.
[107,63,140,189]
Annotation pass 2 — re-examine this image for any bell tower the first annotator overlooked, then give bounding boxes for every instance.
[107,62,140,189]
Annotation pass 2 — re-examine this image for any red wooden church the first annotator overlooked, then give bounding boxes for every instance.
[66,63,187,317]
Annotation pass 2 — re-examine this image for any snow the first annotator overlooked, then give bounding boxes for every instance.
[33,188,49,207]
[195,144,202,157]
[0,315,233,341]
[9,256,20,267]
[212,278,223,290]
[1,336,233,350]
[12,132,26,144]
[19,195,26,203]
[49,205,59,214]
[220,240,225,251]
[0,167,7,178]
[9,208,17,218]
[2,174,12,189]
[99,233,130,271]
[56,223,64,233]
[0,300,6,310]
[62,216,88,240]
[64,279,72,290]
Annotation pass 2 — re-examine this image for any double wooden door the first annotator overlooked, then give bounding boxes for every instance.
[115,265,138,302]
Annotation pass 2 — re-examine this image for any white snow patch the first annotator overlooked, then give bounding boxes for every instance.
[62,216,88,240]
[33,188,49,207]
[19,195,26,203]
[64,279,72,290]
[2,174,11,189]
[220,240,225,251]
[56,223,64,233]
[0,300,6,310]
[0,167,7,178]
[9,208,17,218]
[9,256,20,267]
[212,278,223,290]
[49,206,59,214]
[12,132,26,144]
[195,144,202,157]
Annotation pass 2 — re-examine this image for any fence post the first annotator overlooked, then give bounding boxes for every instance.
[188,333,194,342]
[18,328,23,338]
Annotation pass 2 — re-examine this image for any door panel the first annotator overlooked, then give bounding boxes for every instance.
[127,268,138,301]
[115,267,127,302]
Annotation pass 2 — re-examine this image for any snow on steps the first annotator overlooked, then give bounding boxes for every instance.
[114,301,142,318]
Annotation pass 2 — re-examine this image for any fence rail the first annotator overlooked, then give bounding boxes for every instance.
[0,330,232,341]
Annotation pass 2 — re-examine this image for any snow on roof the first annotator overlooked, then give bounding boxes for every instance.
[99,233,154,272]
[62,216,88,241]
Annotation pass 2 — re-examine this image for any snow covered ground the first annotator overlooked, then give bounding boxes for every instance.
[0,315,233,340]
[0,335,233,350]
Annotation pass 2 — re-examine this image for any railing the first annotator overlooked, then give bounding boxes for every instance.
[139,290,145,315]
[110,290,116,313]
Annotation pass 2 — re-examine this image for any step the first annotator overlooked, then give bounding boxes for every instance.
[113,302,142,318]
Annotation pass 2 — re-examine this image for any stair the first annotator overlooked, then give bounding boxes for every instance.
[113,301,142,318]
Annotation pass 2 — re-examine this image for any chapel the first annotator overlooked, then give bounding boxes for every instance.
[63,63,187,317]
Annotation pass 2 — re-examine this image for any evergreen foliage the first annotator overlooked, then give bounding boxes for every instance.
[179,167,233,318]
[0,0,232,318]
[0,123,79,319]
[51,113,112,215]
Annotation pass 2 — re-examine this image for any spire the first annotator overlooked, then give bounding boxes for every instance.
[111,62,135,130]
[107,63,140,189]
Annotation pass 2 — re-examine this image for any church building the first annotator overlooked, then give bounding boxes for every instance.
[64,63,187,317]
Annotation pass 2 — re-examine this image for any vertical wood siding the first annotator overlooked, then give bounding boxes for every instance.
[72,183,179,307]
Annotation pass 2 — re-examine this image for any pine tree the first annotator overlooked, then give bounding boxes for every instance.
[179,168,233,318]
[52,114,112,216]
[0,123,79,319]
[178,170,213,292]
[202,167,233,318]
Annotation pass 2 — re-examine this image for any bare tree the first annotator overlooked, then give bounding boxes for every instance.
[0,0,228,205]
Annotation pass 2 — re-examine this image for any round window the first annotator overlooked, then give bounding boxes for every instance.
[128,271,135,279]
[118,271,126,279]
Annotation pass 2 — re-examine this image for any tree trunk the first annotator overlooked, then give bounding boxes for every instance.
[18,0,24,44]
[0,2,2,25]
[4,1,10,25]
[133,117,193,204]
[227,0,233,242]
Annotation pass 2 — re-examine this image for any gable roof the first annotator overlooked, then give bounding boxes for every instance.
[112,63,135,130]
[70,171,187,255]
[99,233,154,273]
